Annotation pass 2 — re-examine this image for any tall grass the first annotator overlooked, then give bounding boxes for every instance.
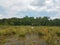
[0,26,60,45]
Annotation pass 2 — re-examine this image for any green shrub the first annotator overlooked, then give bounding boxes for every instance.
[56,32,60,37]
[38,32,45,37]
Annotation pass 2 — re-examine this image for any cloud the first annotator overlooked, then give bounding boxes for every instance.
[31,0,45,6]
[0,0,33,17]
[29,0,60,19]
[0,0,60,19]
[0,14,2,17]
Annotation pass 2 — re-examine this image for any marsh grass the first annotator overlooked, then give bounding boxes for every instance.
[0,26,60,45]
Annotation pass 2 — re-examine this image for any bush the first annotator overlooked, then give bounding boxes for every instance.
[38,32,44,37]
[56,32,60,37]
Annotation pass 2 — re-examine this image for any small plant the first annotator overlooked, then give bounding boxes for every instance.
[11,31,16,35]
[18,33,26,39]
[3,33,11,36]
[19,34,25,37]
[38,32,44,37]
[56,32,60,37]
[3,31,16,36]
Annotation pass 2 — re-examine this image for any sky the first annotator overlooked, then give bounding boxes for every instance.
[0,0,60,19]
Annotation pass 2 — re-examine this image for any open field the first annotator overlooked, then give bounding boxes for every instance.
[0,26,60,45]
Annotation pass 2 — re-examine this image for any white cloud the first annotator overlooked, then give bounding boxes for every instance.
[0,14,5,19]
[0,0,60,19]
[0,0,33,16]
[0,0,32,9]
[0,14,2,17]
[45,0,52,4]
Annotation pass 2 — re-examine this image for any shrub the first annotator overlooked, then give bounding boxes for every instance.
[38,32,45,37]
[56,32,60,37]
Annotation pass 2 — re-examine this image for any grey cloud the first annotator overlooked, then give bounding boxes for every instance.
[53,0,60,6]
[31,0,45,7]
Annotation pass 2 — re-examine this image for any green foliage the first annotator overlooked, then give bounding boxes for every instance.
[0,16,60,26]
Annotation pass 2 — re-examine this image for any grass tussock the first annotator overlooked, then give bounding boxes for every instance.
[0,26,60,45]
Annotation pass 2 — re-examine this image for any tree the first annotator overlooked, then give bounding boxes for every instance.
[0,16,60,26]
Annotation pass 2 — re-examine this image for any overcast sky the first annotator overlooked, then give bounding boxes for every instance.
[0,0,60,19]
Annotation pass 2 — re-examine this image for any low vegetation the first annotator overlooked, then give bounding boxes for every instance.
[0,26,60,45]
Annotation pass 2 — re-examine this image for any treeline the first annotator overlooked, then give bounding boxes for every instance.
[0,16,60,26]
